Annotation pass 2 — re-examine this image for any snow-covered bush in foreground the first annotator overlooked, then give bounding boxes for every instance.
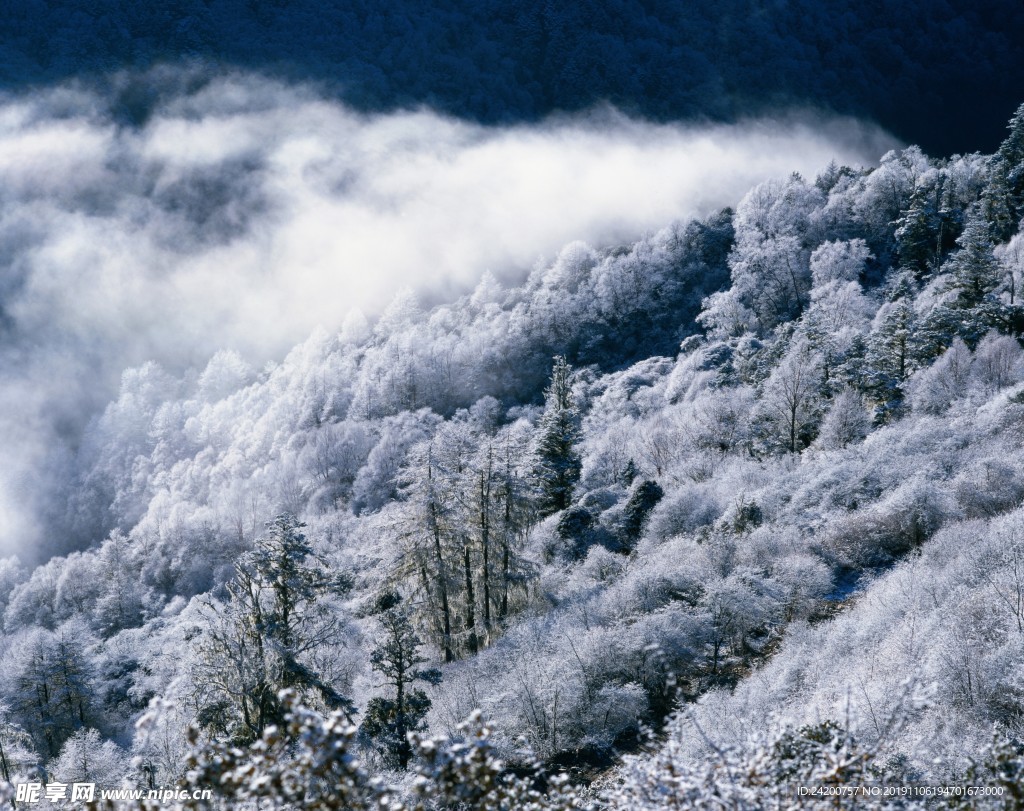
[50,689,1023,811]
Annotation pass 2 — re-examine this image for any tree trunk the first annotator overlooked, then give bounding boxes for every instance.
[480,456,492,634]
[427,458,454,663]
[501,480,512,620]
[464,544,478,655]
[0,735,11,784]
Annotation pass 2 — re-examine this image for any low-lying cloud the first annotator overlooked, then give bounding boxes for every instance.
[0,70,898,558]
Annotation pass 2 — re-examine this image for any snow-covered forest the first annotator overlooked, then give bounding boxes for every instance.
[2,94,1024,809]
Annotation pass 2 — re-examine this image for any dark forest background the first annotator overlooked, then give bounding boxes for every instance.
[1,0,1022,155]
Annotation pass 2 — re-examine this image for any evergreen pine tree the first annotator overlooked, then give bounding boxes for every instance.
[837,333,869,392]
[533,356,582,516]
[913,306,959,366]
[882,267,920,302]
[621,480,664,548]
[994,102,1024,226]
[620,458,639,487]
[943,208,1001,309]
[982,156,1017,243]
[926,206,1011,350]
[359,605,441,770]
[895,180,943,279]
[864,301,917,421]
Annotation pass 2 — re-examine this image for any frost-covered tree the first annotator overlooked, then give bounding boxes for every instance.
[696,289,758,338]
[865,300,918,419]
[395,441,459,663]
[0,702,35,784]
[396,420,534,661]
[895,170,947,278]
[915,207,1010,361]
[690,386,756,457]
[621,480,664,548]
[729,235,810,331]
[48,727,127,787]
[806,278,874,343]
[981,156,1017,242]
[1,622,97,758]
[995,232,1024,306]
[943,207,1002,311]
[909,339,974,413]
[359,604,441,770]
[93,532,145,636]
[989,101,1024,231]
[758,338,824,453]
[490,425,536,621]
[722,174,831,333]
[0,557,25,621]
[971,331,1024,393]
[809,238,872,287]
[352,411,440,512]
[130,697,193,791]
[195,514,353,743]
[853,146,932,259]
[815,388,871,450]
[533,357,582,516]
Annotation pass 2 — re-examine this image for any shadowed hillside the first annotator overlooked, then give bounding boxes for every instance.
[0,0,1022,154]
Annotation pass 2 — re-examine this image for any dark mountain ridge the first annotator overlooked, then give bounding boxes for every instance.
[1,0,1022,155]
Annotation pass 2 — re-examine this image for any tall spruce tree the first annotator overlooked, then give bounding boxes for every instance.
[359,604,441,770]
[533,356,582,516]
[864,300,918,421]
[994,102,1024,227]
[943,208,1001,310]
[895,177,944,279]
[982,156,1017,243]
[918,206,1011,353]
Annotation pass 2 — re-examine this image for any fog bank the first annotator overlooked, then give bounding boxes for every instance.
[0,71,897,557]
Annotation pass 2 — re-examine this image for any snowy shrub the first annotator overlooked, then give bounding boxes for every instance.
[971,331,1024,394]
[815,387,871,450]
[909,339,974,413]
[645,484,722,541]
[952,459,1024,518]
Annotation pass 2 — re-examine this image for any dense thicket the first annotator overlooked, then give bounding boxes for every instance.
[3,102,1024,808]
[1,0,1023,154]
